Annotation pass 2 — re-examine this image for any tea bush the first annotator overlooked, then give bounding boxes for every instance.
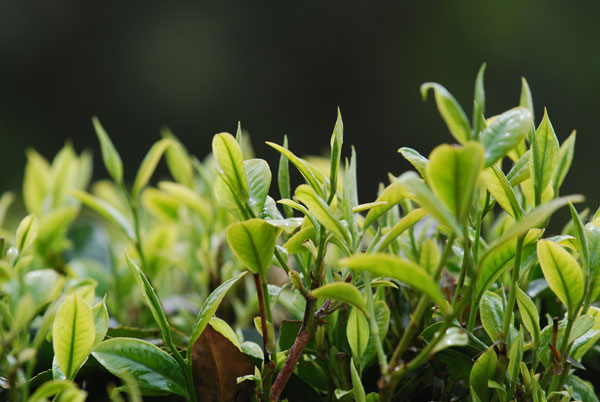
[1,66,600,401]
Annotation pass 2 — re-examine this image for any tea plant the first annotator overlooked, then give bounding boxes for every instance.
[1,65,600,401]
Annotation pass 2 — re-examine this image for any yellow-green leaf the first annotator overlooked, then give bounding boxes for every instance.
[363,182,409,230]
[52,294,95,379]
[340,253,449,315]
[480,107,532,167]
[530,109,559,206]
[347,307,369,362]
[516,286,541,343]
[426,141,484,221]
[212,133,249,202]
[73,190,135,240]
[16,214,38,253]
[132,138,173,200]
[295,184,350,244]
[311,282,368,317]
[537,239,584,313]
[421,83,471,144]
[92,116,123,185]
[375,208,427,252]
[23,148,51,215]
[226,219,282,275]
[480,165,523,219]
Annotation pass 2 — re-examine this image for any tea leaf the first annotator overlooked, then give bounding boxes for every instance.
[295,184,350,244]
[267,141,325,198]
[479,291,504,342]
[91,298,109,347]
[161,128,194,187]
[214,174,247,221]
[397,171,462,239]
[530,109,560,206]
[430,327,468,355]
[516,287,541,343]
[212,133,249,204]
[92,116,123,185]
[398,147,428,177]
[132,138,173,200]
[226,219,282,275]
[28,380,78,402]
[554,130,576,193]
[375,208,427,252]
[245,158,271,215]
[340,254,450,315]
[566,375,599,402]
[480,165,523,219]
[73,190,135,240]
[277,135,293,218]
[92,338,188,397]
[16,214,38,253]
[53,294,95,379]
[363,181,409,230]
[519,77,534,119]
[472,63,486,137]
[426,141,484,221]
[537,239,584,313]
[347,307,370,362]
[419,238,440,275]
[329,108,344,198]
[421,82,471,144]
[283,226,316,254]
[311,282,368,317]
[470,347,497,402]
[506,150,530,186]
[508,329,524,383]
[191,324,254,402]
[188,271,248,358]
[350,358,366,402]
[480,107,532,167]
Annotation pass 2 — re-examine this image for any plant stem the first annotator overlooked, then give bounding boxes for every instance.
[254,273,274,401]
[501,234,526,341]
[363,271,388,374]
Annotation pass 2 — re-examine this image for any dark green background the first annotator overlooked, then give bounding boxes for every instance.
[1,1,598,209]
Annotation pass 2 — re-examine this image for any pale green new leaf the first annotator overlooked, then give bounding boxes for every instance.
[421,82,471,144]
[92,116,123,185]
[374,208,427,252]
[347,307,369,362]
[516,287,541,343]
[340,254,449,315]
[537,239,584,313]
[161,128,194,187]
[132,138,173,200]
[480,107,532,167]
[226,219,282,275]
[311,282,368,317]
[506,150,531,186]
[52,294,95,379]
[187,271,248,358]
[530,109,559,205]
[245,159,271,215]
[93,337,187,398]
[16,214,38,252]
[430,327,469,355]
[426,142,484,221]
[363,181,409,230]
[508,329,524,383]
[295,184,350,244]
[267,141,325,198]
[73,190,135,240]
[519,77,534,119]
[419,237,440,275]
[350,358,366,402]
[554,130,576,193]
[212,133,249,202]
[398,147,428,177]
[472,63,486,136]
[479,291,504,342]
[480,165,523,219]
[329,108,343,197]
[91,298,109,347]
[23,149,51,215]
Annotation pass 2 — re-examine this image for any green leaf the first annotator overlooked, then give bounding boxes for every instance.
[520,77,534,119]
[473,63,486,136]
[24,269,64,310]
[158,181,210,223]
[283,226,316,254]
[52,294,95,379]
[397,172,462,239]
[187,271,248,359]
[16,214,38,253]
[554,130,576,193]
[267,141,325,198]
[480,107,532,167]
[226,219,282,275]
[161,128,194,187]
[508,329,524,384]
[212,133,249,203]
[91,298,109,347]
[277,135,293,218]
[430,327,469,355]
[398,147,428,177]
[340,253,450,315]
[567,375,599,402]
[73,190,135,240]
[28,380,79,402]
[92,116,123,185]
[537,239,584,313]
[214,174,247,221]
[50,143,78,208]
[506,150,531,186]
[530,109,560,206]
[245,159,271,215]
[350,358,366,402]
[363,182,409,230]
[516,286,541,343]
[23,149,51,216]
[329,108,344,198]
[480,165,523,219]
[93,337,188,398]
[375,208,427,252]
[295,184,350,244]
[479,291,504,342]
[311,282,368,317]
[347,307,369,362]
[342,147,359,226]
[421,82,471,143]
[132,138,173,200]
[126,256,176,352]
[470,347,497,402]
[569,202,589,277]
[426,141,484,221]
[419,238,441,275]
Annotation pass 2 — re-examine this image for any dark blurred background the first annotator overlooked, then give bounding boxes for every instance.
[1,1,599,211]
